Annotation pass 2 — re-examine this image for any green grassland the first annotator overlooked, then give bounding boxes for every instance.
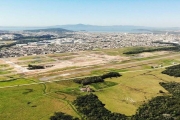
[0,64,10,68]
[0,67,14,75]
[1,47,180,119]
[90,69,128,76]
[0,75,36,87]
[0,63,16,79]
[96,46,163,56]
[95,69,180,116]
[0,70,12,75]
[90,81,118,90]
[47,52,78,58]
[18,56,47,60]
[1,68,180,120]
[0,82,80,120]
[0,62,36,87]
[94,47,132,56]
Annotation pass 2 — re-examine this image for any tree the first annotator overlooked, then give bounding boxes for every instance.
[50,112,79,120]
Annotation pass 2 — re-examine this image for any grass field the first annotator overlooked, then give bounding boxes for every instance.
[0,81,81,120]
[1,68,180,119]
[1,47,180,119]
[0,64,9,68]
[96,46,161,56]
[47,53,78,58]
[0,63,15,79]
[0,77,35,87]
[95,69,180,116]
[18,56,47,60]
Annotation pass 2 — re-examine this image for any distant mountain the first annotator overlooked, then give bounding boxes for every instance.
[0,26,72,32]
[24,28,72,32]
[0,24,180,32]
[52,24,180,33]
[53,24,150,32]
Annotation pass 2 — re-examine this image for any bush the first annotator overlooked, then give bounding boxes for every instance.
[101,72,121,79]
[50,112,79,120]
[28,64,45,70]
[73,76,104,85]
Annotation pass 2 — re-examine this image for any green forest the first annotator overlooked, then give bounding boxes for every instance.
[123,46,180,55]
[73,72,121,85]
[162,64,180,77]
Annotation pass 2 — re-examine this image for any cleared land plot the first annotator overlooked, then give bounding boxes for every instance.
[0,62,15,75]
[37,55,179,81]
[16,58,56,66]
[3,46,177,78]
[5,50,129,76]
[137,51,171,58]
[1,50,179,83]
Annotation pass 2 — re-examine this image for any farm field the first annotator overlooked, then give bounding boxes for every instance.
[0,47,180,119]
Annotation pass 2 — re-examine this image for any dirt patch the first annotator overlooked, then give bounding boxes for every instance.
[138,51,169,58]
[2,52,129,76]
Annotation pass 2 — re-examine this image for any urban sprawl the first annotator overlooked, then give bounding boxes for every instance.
[0,31,180,58]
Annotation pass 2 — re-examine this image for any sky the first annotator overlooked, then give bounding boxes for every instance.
[0,0,180,27]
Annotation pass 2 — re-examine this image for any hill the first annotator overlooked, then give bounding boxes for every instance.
[1,25,180,32]
[24,28,72,32]
[54,24,180,32]
[54,24,149,32]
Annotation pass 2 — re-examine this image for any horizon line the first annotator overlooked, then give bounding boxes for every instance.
[0,24,180,28]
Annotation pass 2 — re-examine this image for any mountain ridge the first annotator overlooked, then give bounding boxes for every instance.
[0,24,180,32]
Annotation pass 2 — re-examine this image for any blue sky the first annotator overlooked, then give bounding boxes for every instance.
[0,0,180,27]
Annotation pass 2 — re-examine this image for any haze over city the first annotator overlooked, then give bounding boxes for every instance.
[0,0,180,27]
